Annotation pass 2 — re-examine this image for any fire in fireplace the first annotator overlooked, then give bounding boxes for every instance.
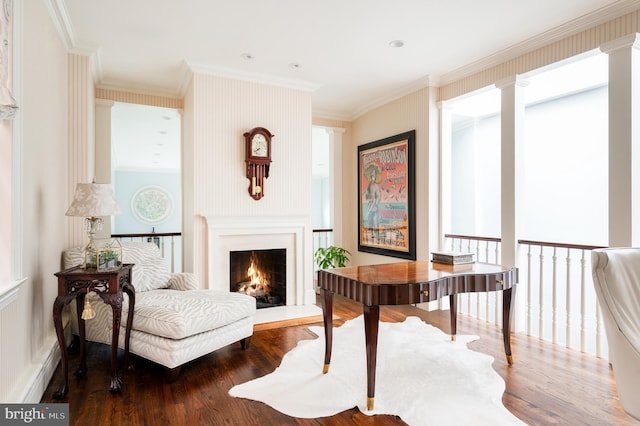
[229,249,286,309]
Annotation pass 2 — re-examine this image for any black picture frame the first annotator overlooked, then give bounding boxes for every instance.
[358,130,416,260]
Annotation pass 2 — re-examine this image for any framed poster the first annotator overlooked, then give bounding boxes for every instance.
[358,130,416,260]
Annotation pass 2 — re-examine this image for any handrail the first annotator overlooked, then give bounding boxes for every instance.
[445,233,501,242]
[313,228,334,234]
[517,239,606,251]
[112,232,181,239]
[445,233,607,251]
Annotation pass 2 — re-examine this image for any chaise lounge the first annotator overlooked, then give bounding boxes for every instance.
[62,241,256,379]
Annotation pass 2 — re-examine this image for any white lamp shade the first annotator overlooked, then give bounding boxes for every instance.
[66,182,122,217]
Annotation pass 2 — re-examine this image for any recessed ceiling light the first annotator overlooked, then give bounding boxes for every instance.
[389,40,405,48]
[159,130,167,135]
[289,62,301,69]
[161,116,171,121]
[241,53,255,60]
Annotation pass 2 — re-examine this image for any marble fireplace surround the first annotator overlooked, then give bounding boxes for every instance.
[204,215,320,323]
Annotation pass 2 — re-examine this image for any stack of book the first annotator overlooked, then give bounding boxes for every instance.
[431,251,475,265]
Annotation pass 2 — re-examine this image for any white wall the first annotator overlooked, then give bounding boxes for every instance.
[1,0,70,402]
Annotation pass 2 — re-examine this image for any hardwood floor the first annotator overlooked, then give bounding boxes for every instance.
[41,295,639,425]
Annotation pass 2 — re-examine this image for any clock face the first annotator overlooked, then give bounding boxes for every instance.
[251,134,268,157]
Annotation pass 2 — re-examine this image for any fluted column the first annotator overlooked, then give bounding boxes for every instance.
[601,34,640,246]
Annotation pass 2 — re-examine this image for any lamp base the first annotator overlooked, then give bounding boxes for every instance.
[85,217,104,240]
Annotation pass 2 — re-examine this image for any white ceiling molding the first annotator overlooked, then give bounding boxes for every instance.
[439,0,640,87]
[185,61,320,93]
[351,75,438,121]
[45,0,75,51]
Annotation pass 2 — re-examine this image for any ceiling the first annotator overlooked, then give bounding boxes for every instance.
[62,0,635,120]
[61,1,636,172]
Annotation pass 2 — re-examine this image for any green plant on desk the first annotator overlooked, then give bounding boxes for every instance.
[314,246,351,269]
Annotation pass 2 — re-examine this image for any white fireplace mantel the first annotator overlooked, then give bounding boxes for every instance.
[204,214,315,307]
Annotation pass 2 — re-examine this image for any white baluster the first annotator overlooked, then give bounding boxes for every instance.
[526,244,532,335]
[580,250,586,353]
[539,246,545,340]
[552,247,558,344]
[565,249,572,349]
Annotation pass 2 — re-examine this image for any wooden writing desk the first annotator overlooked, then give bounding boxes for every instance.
[317,261,518,410]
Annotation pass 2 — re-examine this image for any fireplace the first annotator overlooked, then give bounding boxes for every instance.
[205,214,320,322]
[230,249,286,308]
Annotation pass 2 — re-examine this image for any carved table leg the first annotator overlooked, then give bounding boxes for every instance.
[102,292,124,393]
[363,304,380,411]
[320,288,334,374]
[122,283,135,371]
[449,294,458,341]
[52,296,72,399]
[75,293,87,377]
[502,287,516,365]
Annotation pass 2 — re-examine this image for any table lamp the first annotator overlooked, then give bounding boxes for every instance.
[65,180,122,320]
[66,180,122,240]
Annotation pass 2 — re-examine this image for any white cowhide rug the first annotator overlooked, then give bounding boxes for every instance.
[229,316,526,425]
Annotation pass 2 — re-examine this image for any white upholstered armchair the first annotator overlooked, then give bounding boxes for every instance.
[591,247,640,420]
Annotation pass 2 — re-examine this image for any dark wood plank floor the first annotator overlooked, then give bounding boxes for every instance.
[41,295,640,426]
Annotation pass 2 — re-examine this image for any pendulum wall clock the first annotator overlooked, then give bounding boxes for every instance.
[244,127,274,200]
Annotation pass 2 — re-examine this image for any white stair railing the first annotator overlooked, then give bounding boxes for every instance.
[443,234,608,358]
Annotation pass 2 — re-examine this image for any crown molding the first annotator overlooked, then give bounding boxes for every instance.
[311,108,353,122]
[45,0,74,50]
[350,75,437,121]
[439,0,640,86]
[185,61,320,93]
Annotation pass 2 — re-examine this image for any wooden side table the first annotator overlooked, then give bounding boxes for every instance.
[52,264,135,399]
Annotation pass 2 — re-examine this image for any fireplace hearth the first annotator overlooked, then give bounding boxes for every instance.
[230,249,286,309]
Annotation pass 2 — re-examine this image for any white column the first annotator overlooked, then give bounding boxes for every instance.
[438,100,454,247]
[601,34,640,247]
[497,76,528,332]
[496,76,528,267]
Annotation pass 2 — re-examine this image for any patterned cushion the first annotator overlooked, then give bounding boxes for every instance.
[121,242,171,292]
[132,290,256,339]
[168,272,199,291]
[62,241,171,292]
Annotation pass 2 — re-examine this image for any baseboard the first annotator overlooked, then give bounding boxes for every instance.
[14,325,68,403]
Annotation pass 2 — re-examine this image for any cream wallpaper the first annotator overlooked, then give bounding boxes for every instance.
[348,87,439,266]
[183,72,313,283]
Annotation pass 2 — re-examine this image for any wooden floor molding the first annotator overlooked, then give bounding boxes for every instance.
[41,295,640,425]
[253,314,339,332]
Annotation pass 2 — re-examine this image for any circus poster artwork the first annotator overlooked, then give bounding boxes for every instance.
[358,130,416,260]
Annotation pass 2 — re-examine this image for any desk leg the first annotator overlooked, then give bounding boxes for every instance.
[320,288,334,374]
[502,287,516,365]
[101,293,124,393]
[363,304,379,411]
[52,296,72,399]
[449,294,457,341]
[123,283,135,371]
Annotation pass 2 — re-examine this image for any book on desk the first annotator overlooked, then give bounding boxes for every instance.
[431,251,475,265]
